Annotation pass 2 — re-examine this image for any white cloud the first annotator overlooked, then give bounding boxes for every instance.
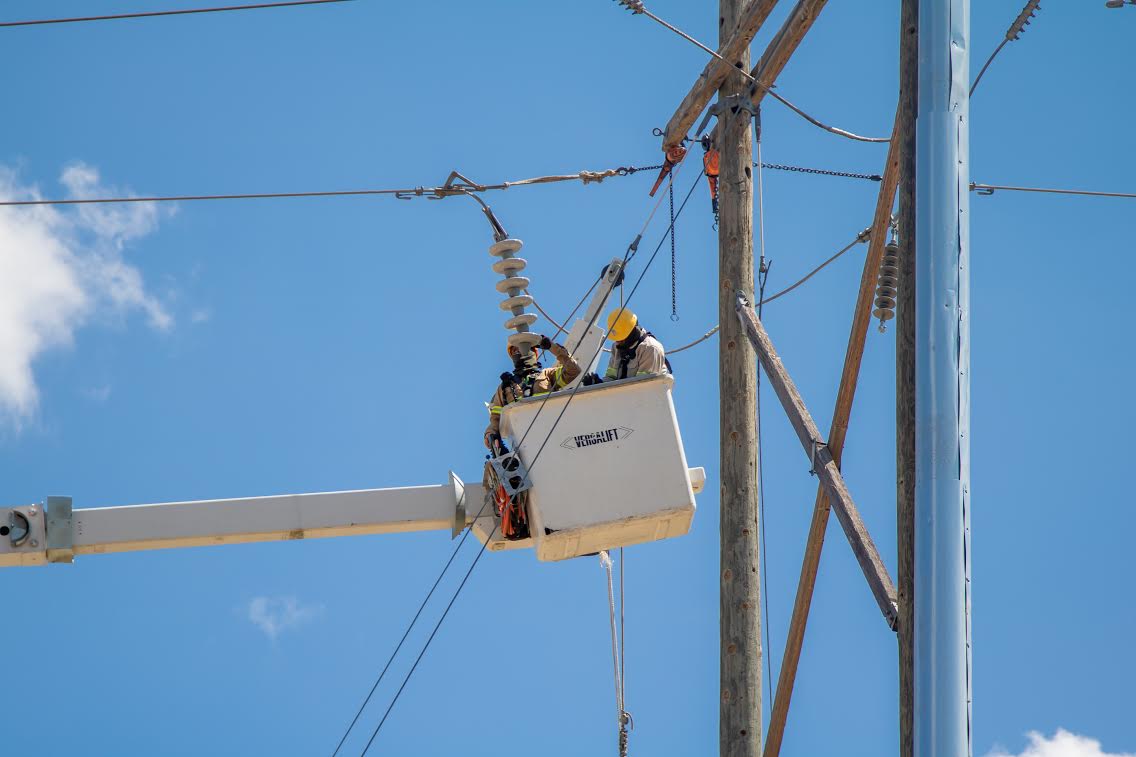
[0,163,170,425]
[988,730,1136,757]
[82,385,112,403]
[246,596,324,641]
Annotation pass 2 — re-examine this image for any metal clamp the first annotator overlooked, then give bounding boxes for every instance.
[45,495,73,564]
[695,94,761,138]
[809,439,828,476]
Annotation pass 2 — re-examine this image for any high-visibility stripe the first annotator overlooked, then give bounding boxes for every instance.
[554,366,566,388]
[490,406,503,415]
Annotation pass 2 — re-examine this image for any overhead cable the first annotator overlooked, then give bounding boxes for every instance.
[0,0,351,28]
[616,1,887,144]
[328,491,483,757]
[668,227,876,358]
[358,525,496,756]
[970,0,1041,95]
[356,168,694,754]
[0,165,663,208]
[971,182,1136,200]
[759,228,871,306]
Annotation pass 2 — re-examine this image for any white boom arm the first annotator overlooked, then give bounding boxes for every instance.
[562,257,624,385]
[0,474,486,568]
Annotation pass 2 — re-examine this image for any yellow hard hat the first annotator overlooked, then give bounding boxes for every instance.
[606,308,638,342]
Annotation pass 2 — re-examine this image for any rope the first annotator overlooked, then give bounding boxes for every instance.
[0,0,350,27]
[755,265,774,711]
[599,551,632,757]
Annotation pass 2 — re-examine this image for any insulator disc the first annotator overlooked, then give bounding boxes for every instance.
[492,257,528,275]
[508,331,542,349]
[878,274,898,287]
[489,239,524,257]
[879,263,899,276]
[877,284,898,297]
[499,294,534,311]
[873,308,896,322]
[875,295,897,309]
[504,313,538,330]
[495,276,531,293]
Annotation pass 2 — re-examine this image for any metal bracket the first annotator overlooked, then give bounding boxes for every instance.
[45,495,74,564]
[490,450,532,499]
[695,94,761,138]
[809,439,828,476]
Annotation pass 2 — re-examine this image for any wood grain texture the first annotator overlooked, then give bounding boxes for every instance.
[897,1,918,754]
[661,0,779,150]
[718,0,761,753]
[761,106,902,757]
[735,302,898,625]
[706,0,829,147]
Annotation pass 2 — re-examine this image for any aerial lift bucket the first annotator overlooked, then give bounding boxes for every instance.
[499,373,702,561]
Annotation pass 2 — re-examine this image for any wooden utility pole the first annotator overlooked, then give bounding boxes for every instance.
[717,0,760,752]
[897,0,918,754]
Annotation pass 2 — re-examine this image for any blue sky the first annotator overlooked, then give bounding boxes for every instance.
[1,2,1133,755]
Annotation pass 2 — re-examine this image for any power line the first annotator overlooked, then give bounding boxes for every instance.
[358,526,496,756]
[970,0,1041,95]
[0,166,662,208]
[352,167,694,754]
[0,0,352,28]
[759,228,871,306]
[616,1,887,144]
[971,182,1136,200]
[328,490,486,757]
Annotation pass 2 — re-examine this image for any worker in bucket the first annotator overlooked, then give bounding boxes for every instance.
[484,335,582,450]
[601,308,670,381]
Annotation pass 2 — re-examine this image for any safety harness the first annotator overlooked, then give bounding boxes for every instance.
[614,331,673,380]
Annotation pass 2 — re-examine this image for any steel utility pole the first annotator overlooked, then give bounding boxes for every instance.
[914,0,972,755]
[717,0,761,752]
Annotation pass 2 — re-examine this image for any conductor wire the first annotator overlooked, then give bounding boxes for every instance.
[0,0,351,27]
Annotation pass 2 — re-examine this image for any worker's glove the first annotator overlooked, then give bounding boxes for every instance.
[581,372,603,386]
[539,335,553,350]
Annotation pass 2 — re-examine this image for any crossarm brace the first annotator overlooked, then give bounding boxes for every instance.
[734,295,898,628]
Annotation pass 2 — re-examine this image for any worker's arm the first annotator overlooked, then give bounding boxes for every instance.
[544,337,582,388]
[484,385,504,448]
[603,345,621,380]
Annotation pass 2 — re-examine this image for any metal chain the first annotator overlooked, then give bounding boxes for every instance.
[756,162,883,182]
[669,180,678,321]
